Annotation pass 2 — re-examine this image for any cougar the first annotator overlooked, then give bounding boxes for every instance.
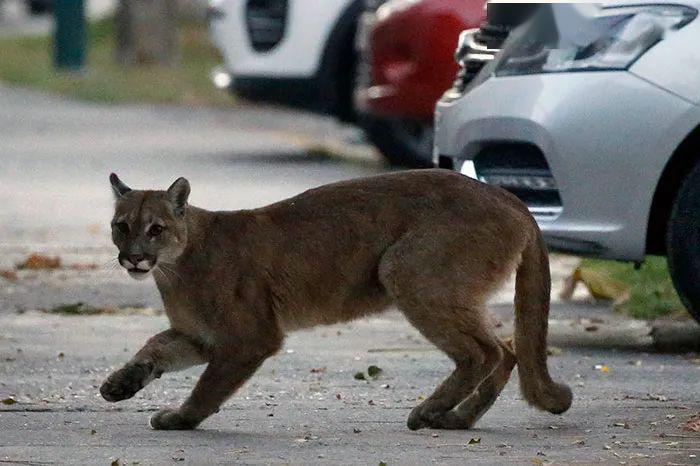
[100,170,571,431]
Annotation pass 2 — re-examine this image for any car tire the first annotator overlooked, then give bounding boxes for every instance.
[359,116,434,168]
[666,161,700,324]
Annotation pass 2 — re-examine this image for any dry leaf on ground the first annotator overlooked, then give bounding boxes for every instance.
[559,265,630,304]
[15,253,61,270]
[682,414,700,432]
[0,270,18,282]
[68,263,98,271]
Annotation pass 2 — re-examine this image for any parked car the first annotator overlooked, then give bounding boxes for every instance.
[354,0,485,167]
[434,2,700,323]
[208,0,363,123]
[207,0,480,167]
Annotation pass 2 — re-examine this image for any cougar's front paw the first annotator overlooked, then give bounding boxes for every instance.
[150,409,199,430]
[100,361,154,402]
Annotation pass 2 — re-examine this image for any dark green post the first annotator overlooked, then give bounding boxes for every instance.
[54,0,87,70]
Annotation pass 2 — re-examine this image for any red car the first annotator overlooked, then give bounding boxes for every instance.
[355,0,486,167]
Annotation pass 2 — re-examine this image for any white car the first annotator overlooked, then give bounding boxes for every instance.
[434,2,700,322]
[208,0,362,122]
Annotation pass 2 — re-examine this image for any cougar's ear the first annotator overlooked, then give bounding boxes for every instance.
[110,173,132,200]
[167,177,190,216]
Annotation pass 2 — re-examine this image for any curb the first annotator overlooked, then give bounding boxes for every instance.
[495,318,700,353]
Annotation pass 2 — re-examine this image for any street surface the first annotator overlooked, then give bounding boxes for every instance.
[1,85,699,465]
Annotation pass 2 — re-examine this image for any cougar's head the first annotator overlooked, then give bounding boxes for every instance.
[109,173,190,280]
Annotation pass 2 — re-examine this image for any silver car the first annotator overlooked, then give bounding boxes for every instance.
[434,2,700,322]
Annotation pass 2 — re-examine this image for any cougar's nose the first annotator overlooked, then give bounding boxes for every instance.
[119,252,153,270]
[128,254,145,264]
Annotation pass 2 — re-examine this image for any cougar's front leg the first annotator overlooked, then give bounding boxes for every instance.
[150,336,282,430]
[101,329,207,402]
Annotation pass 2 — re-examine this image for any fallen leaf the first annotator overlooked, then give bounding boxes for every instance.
[353,428,361,433]
[57,352,65,359]
[468,437,481,445]
[44,303,161,316]
[559,265,630,303]
[682,414,700,432]
[87,223,102,234]
[69,263,99,271]
[367,365,383,377]
[354,372,366,381]
[310,367,326,373]
[379,462,387,466]
[546,346,562,356]
[110,459,120,466]
[572,439,585,446]
[16,253,61,270]
[0,270,18,282]
[1,397,17,405]
[47,303,99,315]
[594,364,610,373]
[613,422,630,429]
[91,429,97,435]
[584,325,599,332]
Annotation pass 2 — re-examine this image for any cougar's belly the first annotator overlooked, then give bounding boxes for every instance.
[274,289,392,333]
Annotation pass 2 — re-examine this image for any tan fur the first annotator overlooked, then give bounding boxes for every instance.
[101,169,571,430]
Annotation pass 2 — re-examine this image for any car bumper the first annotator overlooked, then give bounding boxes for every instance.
[354,0,476,120]
[435,72,697,261]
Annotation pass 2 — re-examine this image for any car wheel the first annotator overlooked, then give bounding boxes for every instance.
[666,161,700,324]
[360,116,434,168]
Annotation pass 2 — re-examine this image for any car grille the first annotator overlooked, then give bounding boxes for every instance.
[448,4,540,96]
[474,143,562,217]
[246,0,288,52]
[451,26,504,94]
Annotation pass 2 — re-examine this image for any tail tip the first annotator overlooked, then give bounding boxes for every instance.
[523,381,573,415]
[546,383,573,415]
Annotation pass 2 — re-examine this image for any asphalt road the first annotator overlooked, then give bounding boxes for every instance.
[1,85,699,465]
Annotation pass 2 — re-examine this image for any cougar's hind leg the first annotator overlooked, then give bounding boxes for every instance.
[452,338,517,428]
[402,310,504,430]
[378,230,509,430]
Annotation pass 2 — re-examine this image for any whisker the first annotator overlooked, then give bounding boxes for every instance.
[158,263,184,283]
[154,267,172,287]
[100,257,119,268]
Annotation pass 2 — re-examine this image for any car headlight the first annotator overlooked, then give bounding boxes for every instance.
[495,4,697,76]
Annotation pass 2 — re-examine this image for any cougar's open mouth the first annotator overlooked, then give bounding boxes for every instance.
[127,268,151,280]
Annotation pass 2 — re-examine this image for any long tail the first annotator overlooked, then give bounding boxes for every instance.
[514,227,572,414]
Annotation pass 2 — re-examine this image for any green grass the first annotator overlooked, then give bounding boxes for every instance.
[580,256,686,319]
[0,17,232,105]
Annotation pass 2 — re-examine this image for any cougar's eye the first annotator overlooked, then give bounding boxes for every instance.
[114,222,130,235]
[148,224,164,237]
